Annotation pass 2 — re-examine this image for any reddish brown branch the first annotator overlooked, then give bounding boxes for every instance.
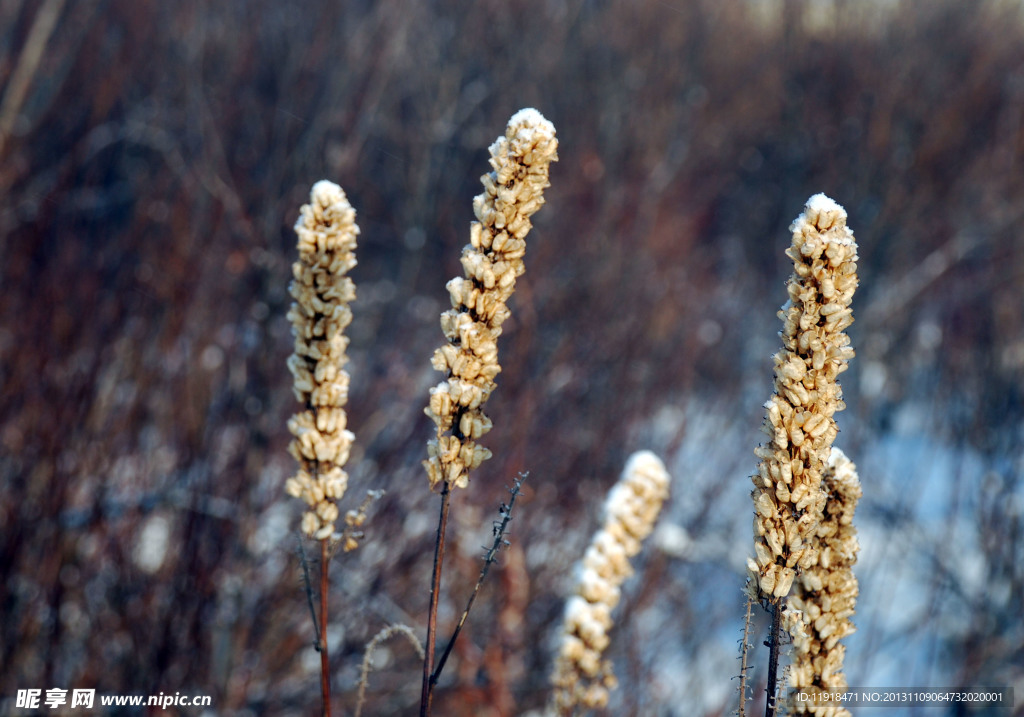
[420,483,452,717]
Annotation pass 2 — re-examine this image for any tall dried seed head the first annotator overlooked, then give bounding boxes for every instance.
[747,194,858,600]
[550,451,671,714]
[283,181,358,540]
[423,109,558,490]
[784,447,861,714]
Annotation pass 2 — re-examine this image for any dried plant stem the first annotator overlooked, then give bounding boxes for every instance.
[737,595,754,717]
[433,474,526,683]
[298,537,322,651]
[765,598,782,717]
[284,179,363,717]
[420,482,452,717]
[355,624,425,717]
[320,539,331,717]
[744,195,858,717]
[419,110,555,717]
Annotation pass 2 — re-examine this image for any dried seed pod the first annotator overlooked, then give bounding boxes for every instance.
[284,181,359,539]
[748,193,858,601]
[786,448,861,714]
[423,109,558,490]
[550,451,670,715]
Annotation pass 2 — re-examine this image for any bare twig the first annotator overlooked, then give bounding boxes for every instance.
[355,624,425,717]
[737,593,754,717]
[432,473,528,683]
[420,482,452,717]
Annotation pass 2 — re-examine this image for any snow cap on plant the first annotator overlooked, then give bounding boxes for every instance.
[747,193,858,600]
[550,451,671,714]
[784,447,861,713]
[284,180,358,540]
[423,108,558,490]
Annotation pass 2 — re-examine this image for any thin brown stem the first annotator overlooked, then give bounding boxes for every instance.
[765,598,782,717]
[433,474,525,683]
[420,483,452,717]
[297,537,322,650]
[320,539,331,717]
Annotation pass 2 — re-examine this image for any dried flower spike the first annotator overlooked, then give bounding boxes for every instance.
[283,180,358,539]
[784,447,861,714]
[550,451,671,714]
[423,108,558,490]
[747,193,858,601]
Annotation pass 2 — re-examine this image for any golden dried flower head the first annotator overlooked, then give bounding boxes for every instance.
[284,180,358,539]
[550,451,670,714]
[785,447,861,714]
[748,194,858,600]
[423,108,558,490]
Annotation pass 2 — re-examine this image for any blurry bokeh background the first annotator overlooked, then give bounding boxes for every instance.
[2,0,1023,715]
